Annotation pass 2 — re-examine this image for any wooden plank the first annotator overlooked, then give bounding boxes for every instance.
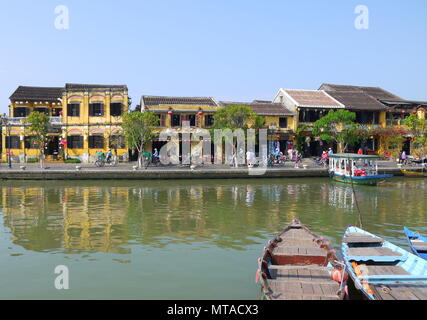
[365,265,409,276]
[343,232,383,244]
[348,247,402,257]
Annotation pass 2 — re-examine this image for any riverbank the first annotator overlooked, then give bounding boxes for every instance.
[0,160,407,180]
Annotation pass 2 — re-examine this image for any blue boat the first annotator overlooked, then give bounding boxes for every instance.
[404,227,427,260]
[342,226,427,300]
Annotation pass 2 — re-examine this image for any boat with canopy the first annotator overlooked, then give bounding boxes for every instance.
[328,154,393,186]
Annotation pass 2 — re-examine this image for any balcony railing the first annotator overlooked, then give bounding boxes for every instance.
[2,116,63,125]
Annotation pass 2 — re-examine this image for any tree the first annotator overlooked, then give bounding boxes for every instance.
[312,110,362,153]
[212,104,264,130]
[24,112,50,168]
[122,111,159,168]
[403,113,427,158]
[212,105,265,166]
[372,127,407,159]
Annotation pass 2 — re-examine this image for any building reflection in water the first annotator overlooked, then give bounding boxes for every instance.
[0,179,425,254]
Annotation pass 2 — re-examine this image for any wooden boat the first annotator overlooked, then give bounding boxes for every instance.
[256,218,347,300]
[329,154,393,186]
[404,227,427,260]
[401,169,427,177]
[342,226,427,300]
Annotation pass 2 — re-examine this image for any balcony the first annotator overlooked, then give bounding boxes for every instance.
[2,116,63,125]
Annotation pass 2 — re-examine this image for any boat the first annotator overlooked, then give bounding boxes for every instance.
[404,227,427,260]
[256,218,347,300]
[401,169,427,177]
[329,154,393,186]
[342,226,427,300]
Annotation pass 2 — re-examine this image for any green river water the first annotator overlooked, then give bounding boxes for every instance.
[0,178,426,299]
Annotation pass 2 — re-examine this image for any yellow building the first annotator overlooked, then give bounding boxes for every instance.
[3,84,129,163]
[140,95,295,160]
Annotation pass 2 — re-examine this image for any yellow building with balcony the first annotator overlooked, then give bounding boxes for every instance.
[140,95,295,161]
[3,84,129,163]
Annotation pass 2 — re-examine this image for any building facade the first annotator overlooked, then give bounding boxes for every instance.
[3,84,129,163]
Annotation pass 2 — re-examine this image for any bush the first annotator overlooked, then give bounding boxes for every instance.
[26,158,39,163]
[64,158,81,163]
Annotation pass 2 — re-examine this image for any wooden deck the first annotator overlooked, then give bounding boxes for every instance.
[372,283,427,300]
[343,232,383,245]
[358,264,409,276]
[410,240,427,251]
[347,247,402,257]
[266,266,341,300]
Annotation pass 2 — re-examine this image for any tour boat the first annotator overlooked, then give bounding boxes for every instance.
[256,218,347,300]
[342,226,427,300]
[404,227,427,260]
[328,154,393,186]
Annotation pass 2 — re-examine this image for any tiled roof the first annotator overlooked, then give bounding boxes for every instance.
[9,86,63,102]
[324,90,388,111]
[142,95,219,107]
[65,83,128,91]
[283,89,344,108]
[220,101,294,116]
[320,83,402,100]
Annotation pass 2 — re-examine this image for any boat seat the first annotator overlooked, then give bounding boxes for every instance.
[347,247,405,262]
[358,275,427,284]
[343,233,383,245]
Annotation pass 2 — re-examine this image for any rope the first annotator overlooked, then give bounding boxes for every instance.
[349,159,363,229]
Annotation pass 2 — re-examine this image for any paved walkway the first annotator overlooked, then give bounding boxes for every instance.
[0,158,403,171]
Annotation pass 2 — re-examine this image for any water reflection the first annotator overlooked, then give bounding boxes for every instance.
[0,178,426,254]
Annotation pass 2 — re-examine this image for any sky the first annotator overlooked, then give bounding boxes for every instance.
[0,0,426,113]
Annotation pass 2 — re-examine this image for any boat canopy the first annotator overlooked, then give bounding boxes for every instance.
[329,153,380,159]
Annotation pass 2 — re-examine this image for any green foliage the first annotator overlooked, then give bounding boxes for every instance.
[25,112,50,146]
[26,158,39,163]
[312,110,361,152]
[64,158,81,163]
[295,124,308,153]
[122,112,159,152]
[212,105,264,130]
[403,113,427,156]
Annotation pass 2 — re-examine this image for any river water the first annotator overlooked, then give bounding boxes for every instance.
[0,178,426,299]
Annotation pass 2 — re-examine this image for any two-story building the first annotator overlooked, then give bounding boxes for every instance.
[273,89,345,156]
[3,84,129,163]
[319,83,426,156]
[140,95,221,161]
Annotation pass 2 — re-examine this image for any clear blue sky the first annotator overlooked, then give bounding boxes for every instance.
[0,0,426,113]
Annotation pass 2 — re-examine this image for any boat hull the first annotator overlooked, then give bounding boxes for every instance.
[404,227,427,260]
[332,173,394,186]
[342,226,427,300]
[401,170,427,178]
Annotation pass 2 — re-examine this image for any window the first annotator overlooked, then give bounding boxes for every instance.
[205,115,214,127]
[67,103,80,117]
[67,135,84,149]
[110,103,122,116]
[6,136,20,149]
[88,135,104,149]
[157,114,166,127]
[279,117,288,128]
[109,135,126,149]
[34,108,49,115]
[298,109,329,123]
[89,103,104,116]
[356,111,379,124]
[172,114,181,127]
[24,136,38,149]
[13,107,30,117]
[52,108,63,116]
[188,115,196,127]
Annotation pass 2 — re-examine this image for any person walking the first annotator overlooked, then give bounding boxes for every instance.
[294,151,302,168]
[401,150,407,165]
